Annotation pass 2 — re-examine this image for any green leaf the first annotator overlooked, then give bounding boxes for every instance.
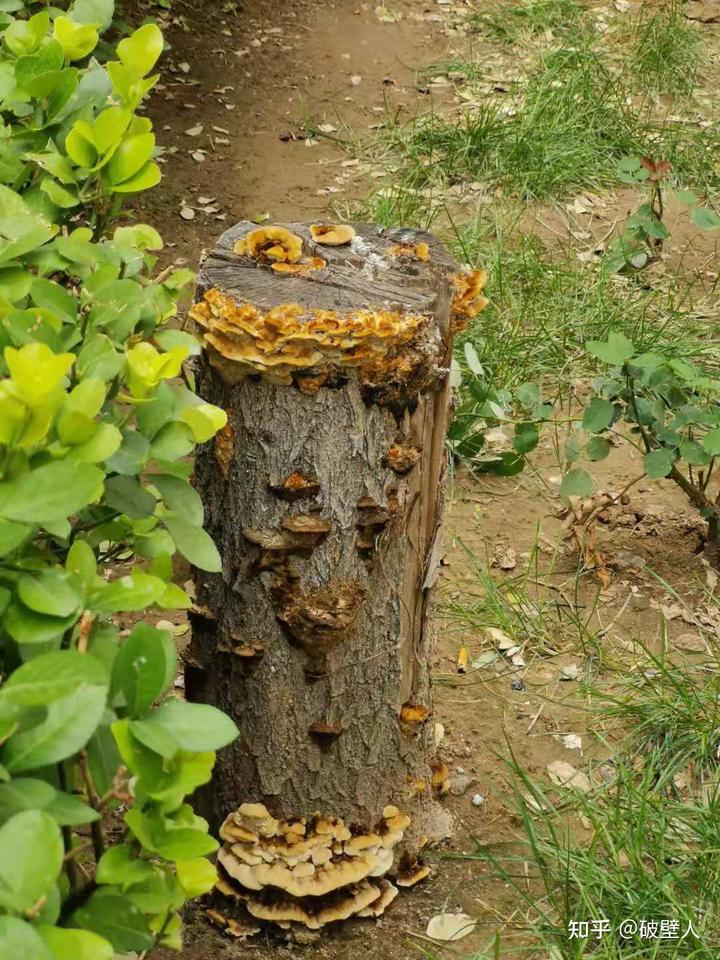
[112,720,214,808]
[85,726,121,798]
[106,430,150,476]
[111,623,176,717]
[130,699,238,758]
[0,462,104,524]
[560,468,593,497]
[515,381,541,409]
[691,206,720,231]
[76,334,124,381]
[702,428,720,456]
[150,421,195,460]
[679,439,711,466]
[675,189,698,206]
[162,512,221,572]
[587,332,634,366]
[44,791,99,826]
[0,651,106,706]
[89,570,167,614]
[37,926,113,960]
[53,15,98,61]
[17,569,82,618]
[582,397,615,433]
[0,519,32,557]
[96,845,156,888]
[176,857,217,897]
[116,23,164,78]
[2,601,76,646]
[644,448,676,479]
[152,474,203,524]
[586,436,611,461]
[124,804,217,859]
[71,889,153,952]
[463,341,483,376]
[179,403,227,443]
[0,778,55,822]
[0,810,63,913]
[3,685,107,772]
[478,451,525,477]
[70,0,114,30]
[0,917,53,960]
[512,422,539,455]
[107,133,155,186]
[153,329,201,356]
[104,475,156,519]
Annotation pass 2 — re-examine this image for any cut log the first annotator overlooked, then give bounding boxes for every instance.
[185,221,485,847]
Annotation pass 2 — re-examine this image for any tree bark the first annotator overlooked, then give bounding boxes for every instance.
[186,221,461,843]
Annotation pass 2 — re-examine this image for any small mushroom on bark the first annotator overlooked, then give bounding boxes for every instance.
[269,471,321,502]
[310,223,356,245]
[234,226,304,264]
[383,442,421,475]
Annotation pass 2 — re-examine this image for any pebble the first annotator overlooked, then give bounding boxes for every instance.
[471,794,485,807]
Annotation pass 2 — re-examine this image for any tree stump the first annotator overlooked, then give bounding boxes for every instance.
[186,222,486,847]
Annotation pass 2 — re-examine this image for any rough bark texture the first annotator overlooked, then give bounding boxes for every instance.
[186,221,459,841]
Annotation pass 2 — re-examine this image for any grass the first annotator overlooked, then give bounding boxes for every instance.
[448,213,717,392]
[631,1,703,98]
[460,756,720,958]
[466,0,585,43]
[356,28,717,202]
[595,640,720,785]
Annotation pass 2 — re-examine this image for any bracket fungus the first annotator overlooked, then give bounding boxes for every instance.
[310,223,356,245]
[450,269,489,333]
[214,803,423,932]
[189,288,427,389]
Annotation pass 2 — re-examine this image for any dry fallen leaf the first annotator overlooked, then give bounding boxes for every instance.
[547,760,591,793]
[426,913,477,942]
[484,626,514,650]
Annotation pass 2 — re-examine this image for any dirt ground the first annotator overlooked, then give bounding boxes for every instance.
[139,1,718,957]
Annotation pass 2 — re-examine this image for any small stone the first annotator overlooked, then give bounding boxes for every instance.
[511,678,524,691]
[179,206,195,220]
[471,793,485,807]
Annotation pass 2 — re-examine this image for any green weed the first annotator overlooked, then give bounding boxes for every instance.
[632,1,703,98]
[450,215,713,391]
[459,755,720,958]
[467,0,585,43]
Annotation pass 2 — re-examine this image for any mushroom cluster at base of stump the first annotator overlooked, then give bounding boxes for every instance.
[211,802,428,933]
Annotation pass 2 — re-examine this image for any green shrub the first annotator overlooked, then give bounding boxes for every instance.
[0,4,237,957]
